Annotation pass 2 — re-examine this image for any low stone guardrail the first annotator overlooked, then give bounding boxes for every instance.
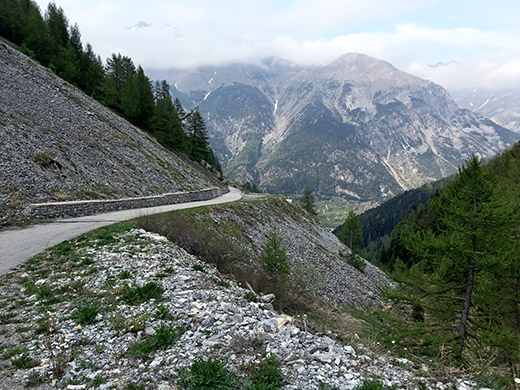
[27,187,229,220]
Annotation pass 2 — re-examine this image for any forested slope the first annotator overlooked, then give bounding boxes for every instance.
[363,144,520,383]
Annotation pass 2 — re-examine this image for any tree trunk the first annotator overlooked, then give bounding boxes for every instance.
[457,258,475,355]
[457,192,478,355]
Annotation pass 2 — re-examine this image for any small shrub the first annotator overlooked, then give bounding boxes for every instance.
[119,270,132,279]
[72,304,101,326]
[244,355,283,390]
[35,317,55,335]
[91,376,108,387]
[177,357,237,390]
[12,353,37,369]
[34,152,53,167]
[214,279,231,288]
[244,292,258,303]
[127,325,185,357]
[2,347,27,360]
[192,264,206,273]
[155,305,173,320]
[25,372,48,387]
[108,313,125,334]
[121,282,163,305]
[128,312,148,333]
[355,379,385,390]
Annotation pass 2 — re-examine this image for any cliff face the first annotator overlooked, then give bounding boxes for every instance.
[0,42,220,225]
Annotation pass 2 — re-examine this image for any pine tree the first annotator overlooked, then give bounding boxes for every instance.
[151,81,186,151]
[135,66,154,129]
[339,211,363,254]
[261,228,290,283]
[188,108,209,162]
[394,155,518,358]
[300,187,317,216]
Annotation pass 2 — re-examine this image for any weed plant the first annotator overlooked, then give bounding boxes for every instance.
[72,304,101,326]
[177,357,237,390]
[127,325,185,357]
[121,282,163,305]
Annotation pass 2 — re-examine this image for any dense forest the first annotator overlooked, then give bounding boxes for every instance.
[0,0,222,174]
[360,144,520,382]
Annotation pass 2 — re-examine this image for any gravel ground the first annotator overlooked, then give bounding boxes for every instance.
[0,228,477,389]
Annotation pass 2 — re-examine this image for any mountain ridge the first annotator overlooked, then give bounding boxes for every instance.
[149,53,518,209]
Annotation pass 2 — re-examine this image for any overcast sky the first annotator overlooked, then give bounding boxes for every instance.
[34,0,520,92]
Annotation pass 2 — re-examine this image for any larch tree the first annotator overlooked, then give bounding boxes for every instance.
[300,187,317,216]
[395,155,518,358]
[339,210,363,254]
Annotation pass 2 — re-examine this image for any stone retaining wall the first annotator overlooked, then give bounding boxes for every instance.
[27,187,229,220]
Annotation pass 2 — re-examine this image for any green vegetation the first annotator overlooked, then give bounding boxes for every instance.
[300,187,317,216]
[177,357,237,390]
[364,149,520,381]
[33,151,53,167]
[260,228,290,284]
[155,305,173,320]
[338,211,363,254]
[243,355,283,390]
[192,264,206,273]
[243,291,258,302]
[354,379,386,390]
[0,0,222,173]
[121,282,163,305]
[127,325,185,358]
[71,304,101,326]
[11,353,37,369]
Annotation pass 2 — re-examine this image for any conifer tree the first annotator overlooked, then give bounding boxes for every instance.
[261,228,290,283]
[135,66,154,129]
[393,155,518,358]
[151,81,186,151]
[300,187,317,216]
[188,108,209,161]
[339,211,363,254]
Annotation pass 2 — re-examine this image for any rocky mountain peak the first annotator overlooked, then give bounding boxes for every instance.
[149,54,518,221]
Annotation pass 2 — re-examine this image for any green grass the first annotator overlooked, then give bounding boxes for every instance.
[127,325,185,357]
[12,353,37,369]
[213,279,231,288]
[121,282,163,305]
[177,357,237,390]
[155,305,173,320]
[192,264,205,273]
[71,304,101,326]
[91,376,108,388]
[243,355,283,390]
[244,292,258,303]
[1,347,27,360]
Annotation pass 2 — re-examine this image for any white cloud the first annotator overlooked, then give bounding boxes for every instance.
[32,1,520,91]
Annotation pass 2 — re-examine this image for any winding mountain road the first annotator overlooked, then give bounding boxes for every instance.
[0,187,242,275]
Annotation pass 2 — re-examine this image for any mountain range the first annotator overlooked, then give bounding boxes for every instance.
[452,88,520,133]
[149,54,518,209]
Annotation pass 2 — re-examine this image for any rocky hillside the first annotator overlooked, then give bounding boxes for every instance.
[0,225,476,389]
[139,196,393,308]
[0,41,220,225]
[151,54,517,207]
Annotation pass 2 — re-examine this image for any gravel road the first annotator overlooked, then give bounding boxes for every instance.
[0,187,242,275]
